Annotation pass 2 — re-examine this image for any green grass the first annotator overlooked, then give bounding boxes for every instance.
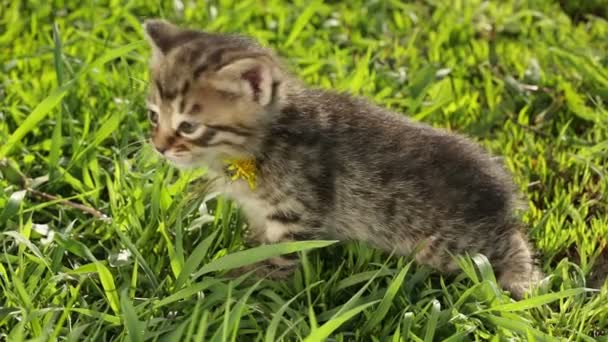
[1,0,607,340]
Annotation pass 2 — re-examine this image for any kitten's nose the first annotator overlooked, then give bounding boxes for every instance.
[152,129,175,154]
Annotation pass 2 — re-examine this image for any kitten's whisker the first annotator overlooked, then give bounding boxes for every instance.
[118,139,148,155]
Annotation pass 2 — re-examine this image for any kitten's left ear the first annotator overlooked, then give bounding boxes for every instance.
[143,19,180,59]
[211,57,278,106]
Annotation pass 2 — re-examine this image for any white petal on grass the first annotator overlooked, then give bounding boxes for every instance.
[436,68,452,78]
[188,215,216,231]
[209,6,218,19]
[173,0,184,12]
[40,230,55,245]
[323,18,340,28]
[199,191,220,215]
[398,67,407,83]
[109,249,132,267]
[113,97,129,105]
[32,223,50,236]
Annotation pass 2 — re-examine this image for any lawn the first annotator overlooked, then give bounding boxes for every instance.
[1,0,607,340]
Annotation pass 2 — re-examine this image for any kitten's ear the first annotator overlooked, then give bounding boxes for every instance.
[211,57,277,106]
[143,19,180,57]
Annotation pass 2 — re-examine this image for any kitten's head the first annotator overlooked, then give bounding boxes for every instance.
[143,20,283,168]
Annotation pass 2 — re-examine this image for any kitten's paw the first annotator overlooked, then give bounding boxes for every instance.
[265,264,297,279]
[496,231,544,300]
[499,266,544,300]
[225,257,298,280]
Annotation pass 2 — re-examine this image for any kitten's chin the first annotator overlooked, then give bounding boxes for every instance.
[163,154,205,169]
[163,149,247,172]
[167,160,199,169]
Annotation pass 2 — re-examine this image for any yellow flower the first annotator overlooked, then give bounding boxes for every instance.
[224,158,257,190]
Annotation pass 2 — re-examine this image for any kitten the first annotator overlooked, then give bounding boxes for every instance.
[143,19,542,299]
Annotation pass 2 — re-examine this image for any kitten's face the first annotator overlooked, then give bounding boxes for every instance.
[146,69,260,168]
[143,20,280,168]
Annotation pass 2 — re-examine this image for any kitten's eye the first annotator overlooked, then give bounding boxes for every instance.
[178,121,198,135]
[148,110,159,125]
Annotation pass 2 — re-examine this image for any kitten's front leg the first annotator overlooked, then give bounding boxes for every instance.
[259,218,311,278]
[231,213,314,279]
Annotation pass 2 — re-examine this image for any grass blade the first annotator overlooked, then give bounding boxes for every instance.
[424,300,441,342]
[95,262,120,315]
[484,288,588,312]
[0,82,73,159]
[0,190,26,224]
[442,328,476,342]
[402,312,415,340]
[70,308,120,325]
[485,314,554,341]
[0,42,141,159]
[175,229,219,289]
[362,261,412,332]
[265,283,322,342]
[2,231,50,270]
[284,0,322,47]
[154,278,223,308]
[229,279,263,341]
[195,311,210,341]
[158,221,182,279]
[49,22,65,175]
[304,301,379,342]
[192,240,337,278]
[121,288,144,342]
[70,112,124,165]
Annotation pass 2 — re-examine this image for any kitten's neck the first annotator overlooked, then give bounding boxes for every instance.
[209,78,305,174]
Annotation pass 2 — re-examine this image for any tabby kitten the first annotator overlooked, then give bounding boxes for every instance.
[143,19,542,299]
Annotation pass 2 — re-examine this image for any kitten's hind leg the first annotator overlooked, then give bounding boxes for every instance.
[495,230,543,299]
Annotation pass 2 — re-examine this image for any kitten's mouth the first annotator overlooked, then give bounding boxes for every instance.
[153,148,198,168]
[163,152,198,168]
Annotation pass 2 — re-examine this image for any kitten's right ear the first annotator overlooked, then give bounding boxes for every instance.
[143,19,180,58]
